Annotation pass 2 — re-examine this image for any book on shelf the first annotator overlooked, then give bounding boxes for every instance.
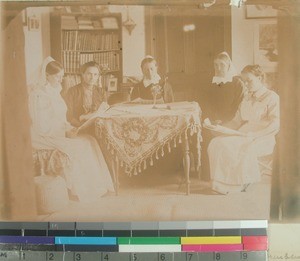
[61,15,78,29]
[63,31,120,51]
[101,17,119,29]
[77,16,94,29]
[56,14,122,92]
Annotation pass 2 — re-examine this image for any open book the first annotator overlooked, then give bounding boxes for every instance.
[77,109,111,133]
[203,118,244,136]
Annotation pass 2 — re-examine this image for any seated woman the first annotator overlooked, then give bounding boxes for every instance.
[64,61,109,128]
[131,56,174,103]
[205,52,244,123]
[200,52,245,180]
[208,65,280,194]
[28,57,114,202]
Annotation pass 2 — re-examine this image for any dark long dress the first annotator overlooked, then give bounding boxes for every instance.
[200,76,245,180]
[64,83,104,127]
[131,79,174,103]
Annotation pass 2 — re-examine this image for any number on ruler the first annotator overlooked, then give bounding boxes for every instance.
[241,252,248,260]
[103,254,109,260]
[21,252,25,260]
[133,253,138,261]
[48,253,54,260]
[160,253,166,261]
[187,253,194,261]
[75,253,81,261]
[215,253,221,260]
[0,253,7,258]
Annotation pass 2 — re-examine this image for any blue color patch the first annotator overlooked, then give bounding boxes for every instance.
[54,236,117,245]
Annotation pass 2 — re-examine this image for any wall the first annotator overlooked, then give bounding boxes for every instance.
[23,6,146,85]
[109,5,146,77]
[24,7,51,86]
[231,5,255,73]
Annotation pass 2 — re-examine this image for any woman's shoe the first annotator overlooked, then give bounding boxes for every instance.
[241,183,251,192]
[211,188,228,195]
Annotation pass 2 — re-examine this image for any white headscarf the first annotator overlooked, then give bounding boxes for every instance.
[28,56,55,92]
[212,52,238,85]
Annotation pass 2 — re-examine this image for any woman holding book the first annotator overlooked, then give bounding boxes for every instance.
[29,57,114,202]
[208,65,280,194]
[64,61,109,128]
[131,56,174,103]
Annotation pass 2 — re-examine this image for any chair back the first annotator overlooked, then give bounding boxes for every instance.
[107,91,131,105]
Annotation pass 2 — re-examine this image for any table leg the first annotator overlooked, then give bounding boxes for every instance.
[111,157,120,196]
[115,157,120,195]
[182,136,191,195]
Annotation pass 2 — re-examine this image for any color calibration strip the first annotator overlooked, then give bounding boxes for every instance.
[0,221,268,260]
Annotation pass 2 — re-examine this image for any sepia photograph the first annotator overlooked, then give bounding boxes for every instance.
[0,0,299,223]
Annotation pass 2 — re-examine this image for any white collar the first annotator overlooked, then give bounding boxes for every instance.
[143,74,161,88]
[212,75,234,85]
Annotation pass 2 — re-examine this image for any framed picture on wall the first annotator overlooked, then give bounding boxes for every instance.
[246,5,278,19]
[28,15,40,31]
[254,20,278,70]
[107,77,118,92]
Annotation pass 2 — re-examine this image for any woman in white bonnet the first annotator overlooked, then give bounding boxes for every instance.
[200,51,245,180]
[206,51,244,123]
[208,64,279,194]
[28,57,114,203]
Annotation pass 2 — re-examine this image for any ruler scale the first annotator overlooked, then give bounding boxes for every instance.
[0,250,268,260]
[0,220,268,261]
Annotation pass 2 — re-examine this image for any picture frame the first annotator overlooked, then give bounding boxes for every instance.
[107,77,118,92]
[246,5,278,19]
[254,20,278,70]
[28,15,40,31]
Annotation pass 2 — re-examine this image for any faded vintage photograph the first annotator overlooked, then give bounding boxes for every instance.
[1,1,299,222]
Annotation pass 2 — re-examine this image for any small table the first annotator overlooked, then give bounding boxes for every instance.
[95,101,202,195]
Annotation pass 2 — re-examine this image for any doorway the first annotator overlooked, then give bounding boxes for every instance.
[146,6,232,103]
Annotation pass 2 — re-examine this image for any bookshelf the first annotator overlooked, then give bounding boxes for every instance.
[50,13,123,91]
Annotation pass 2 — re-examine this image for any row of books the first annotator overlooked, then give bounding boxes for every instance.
[61,16,119,30]
[62,31,120,51]
[62,51,120,73]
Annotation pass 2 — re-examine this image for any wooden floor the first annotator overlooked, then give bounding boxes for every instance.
[37,169,272,222]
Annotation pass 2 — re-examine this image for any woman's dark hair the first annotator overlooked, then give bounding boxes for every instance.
[80,61,101,74]
[242,64,265,83]
[45,61,64,75]
[140,56,157,70]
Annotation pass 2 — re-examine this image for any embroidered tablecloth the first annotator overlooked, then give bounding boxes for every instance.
[95,101,202,176]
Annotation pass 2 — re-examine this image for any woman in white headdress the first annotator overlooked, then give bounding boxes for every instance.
[201,52,245,180]
[28,57,114,203]
[206,52,245,123]
[208,65,279,194]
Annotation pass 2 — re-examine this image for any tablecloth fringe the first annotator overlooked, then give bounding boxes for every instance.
[101,123,202,177]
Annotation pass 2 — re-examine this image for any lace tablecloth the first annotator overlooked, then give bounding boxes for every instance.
[95,102,202,176]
